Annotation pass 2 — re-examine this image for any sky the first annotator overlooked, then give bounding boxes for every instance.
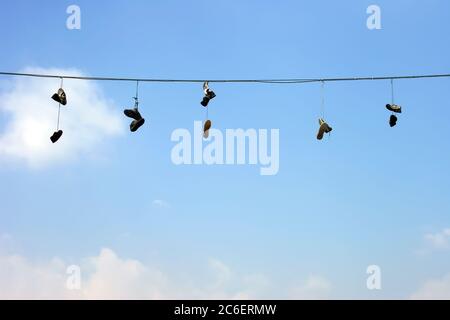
[0,0,450,299]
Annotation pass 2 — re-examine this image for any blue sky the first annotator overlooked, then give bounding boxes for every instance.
[1,0,450,299]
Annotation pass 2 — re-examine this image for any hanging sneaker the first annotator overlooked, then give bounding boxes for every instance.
[386,104,402,113]
[201,90,216,107]
[130,118,145,132]
[50,130,63,143]
[201,97,210,107]
[51,88,67,106]
[206,90,216,100]
[123,108,142,120]
[389,114,398,127]
[203,119,212,138]
[317,118,332,140]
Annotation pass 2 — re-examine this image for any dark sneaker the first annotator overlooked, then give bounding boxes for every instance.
[201,96,210,107]
[201,90,216,107]
[50,130,63,143]
[130,118,145,132]
[389,114,398,127]
[124,108,142,120]
[386,104,402,113]
[206,90,216,100]
[317,118,332,140]
[52,88,67,106]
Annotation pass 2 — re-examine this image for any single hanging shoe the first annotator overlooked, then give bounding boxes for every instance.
[51,88,67,106]
[317,118,332,140]
[386,104,402,113]
[389,114,398,127]
[203,119,212,138]
[50,130,63,143]
[124,107,142,120]
[130,118,145,132]
[201,96,210,107]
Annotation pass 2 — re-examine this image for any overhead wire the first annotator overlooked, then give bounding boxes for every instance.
[1,71,450,84]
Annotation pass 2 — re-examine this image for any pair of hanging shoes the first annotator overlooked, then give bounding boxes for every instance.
[386,104,402,127]
[50,88,67,143]
[317,118,332,140]
[201,82,214,138]
[124,107,145,132]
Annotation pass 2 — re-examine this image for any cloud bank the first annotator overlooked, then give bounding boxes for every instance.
[411,273,450,300]
[0,246,332,300]
[0,67,123,168]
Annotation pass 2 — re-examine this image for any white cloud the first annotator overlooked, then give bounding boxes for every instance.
[80,248,168,299]
[0,67,123,168]
[0,254,69,299]
[289,275,332,300]
[0,247,330,300]
[424,228,450,250]
[0,248,167,300]
[411,273,450,300]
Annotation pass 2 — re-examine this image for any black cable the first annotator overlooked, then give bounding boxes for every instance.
[1,71,450,84]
